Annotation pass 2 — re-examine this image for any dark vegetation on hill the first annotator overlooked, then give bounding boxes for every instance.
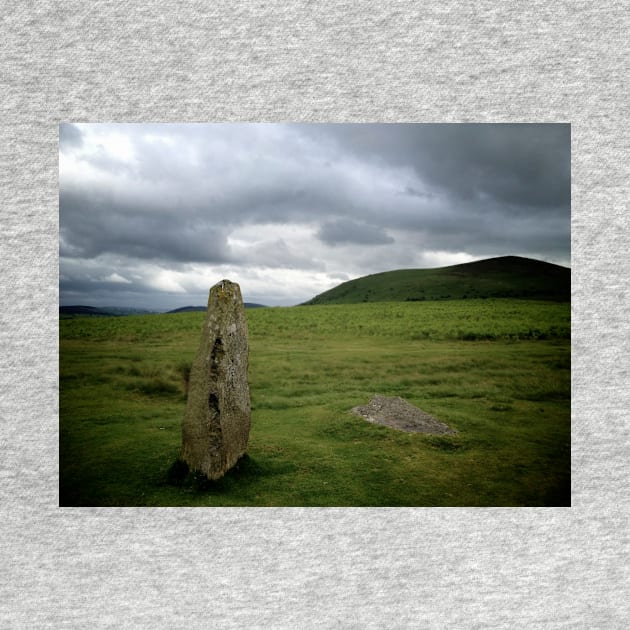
[165,306,207,314]
[59,305,156,318]
[167,303,266,314]
[60,303,266,318]
[303,256,570,305]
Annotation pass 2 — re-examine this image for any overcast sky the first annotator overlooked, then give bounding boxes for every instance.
[59,123,570,309]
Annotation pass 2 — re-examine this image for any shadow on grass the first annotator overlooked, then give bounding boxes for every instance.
[164,454,295,494]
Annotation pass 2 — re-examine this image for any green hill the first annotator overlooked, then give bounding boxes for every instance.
[59,305,157,318]
[165,306,205,314]
[166,303,266,314]
[303,256,570,305]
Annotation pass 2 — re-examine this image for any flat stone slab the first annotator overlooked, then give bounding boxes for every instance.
[351,395,457,434]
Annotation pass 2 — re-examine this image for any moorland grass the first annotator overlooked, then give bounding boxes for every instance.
[59,299,570,506]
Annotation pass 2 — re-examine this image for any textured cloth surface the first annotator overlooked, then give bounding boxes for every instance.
[2,1,629,627]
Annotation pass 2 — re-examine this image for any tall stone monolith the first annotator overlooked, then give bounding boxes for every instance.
[181,279,251,480]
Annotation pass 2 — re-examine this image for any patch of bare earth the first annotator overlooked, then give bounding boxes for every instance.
[351,395,457,434]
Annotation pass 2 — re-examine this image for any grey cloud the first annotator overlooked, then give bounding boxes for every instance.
[402,186,435,199]
[59,123,83,152]
[59,276,153,297]
[59,123,570,307]
[60,188,231,263]
[240,238,325,271]
[60,279,195,311]
[83,147,137,176]
[61,124,342,229]
[59,260,158,304]
[328,272,350,282]
[390,200,570,260]
[317,219,395,246]
[302,123,570,211]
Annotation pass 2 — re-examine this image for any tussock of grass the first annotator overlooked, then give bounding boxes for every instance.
[133,378,180,397]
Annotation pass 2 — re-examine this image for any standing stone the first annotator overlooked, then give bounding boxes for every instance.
[181,280,251,480]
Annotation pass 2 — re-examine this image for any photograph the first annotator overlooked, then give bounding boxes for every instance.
[59,122,570,506]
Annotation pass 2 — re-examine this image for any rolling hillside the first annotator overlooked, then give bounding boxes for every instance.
[303,256,570,305]
[59,305,156,317]
[166,303,267,313]
[60,303,267,318]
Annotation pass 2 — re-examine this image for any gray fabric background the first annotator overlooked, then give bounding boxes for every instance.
[1,1,628,627]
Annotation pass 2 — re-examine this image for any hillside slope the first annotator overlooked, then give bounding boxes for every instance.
[303,256,570,305]
[59,305,156,317]
[166,303,266,313]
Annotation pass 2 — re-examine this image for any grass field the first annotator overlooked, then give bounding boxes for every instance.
[59,299,570,506]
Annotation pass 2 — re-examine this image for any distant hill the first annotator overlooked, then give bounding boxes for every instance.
[166,306,206,314]
[59,305,156,318]
[60,303,267,318]
[166,303,267,314]
[303,256,570,305]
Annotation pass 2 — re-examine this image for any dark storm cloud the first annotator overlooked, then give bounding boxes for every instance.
[59,123,570,307]
[59,123,343,264]
[307,123,570,211]
[60,188,230,263]
[402,186,435,200]
[59,276,150,296]
[317,218,394,246]
[292,123,570,264]
[409,209,570,259]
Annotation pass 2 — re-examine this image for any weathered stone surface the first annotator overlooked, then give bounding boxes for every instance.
[181,280,251,480]
[351,395,457,434]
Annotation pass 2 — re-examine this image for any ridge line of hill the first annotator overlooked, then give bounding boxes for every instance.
[303,255,569,305]
[59,303,267,317]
